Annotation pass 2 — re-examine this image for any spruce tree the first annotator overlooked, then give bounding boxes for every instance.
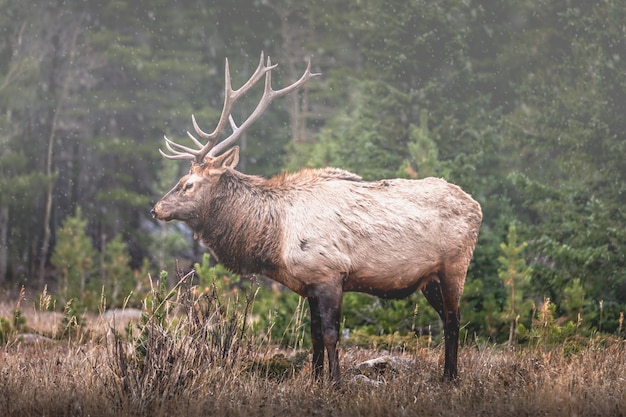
[51,207,96,306]
[102,235,134,308]
[498,223,533,347]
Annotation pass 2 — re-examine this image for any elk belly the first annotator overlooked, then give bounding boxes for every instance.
[342,268,440,299]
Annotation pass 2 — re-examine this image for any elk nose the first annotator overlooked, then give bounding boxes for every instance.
[150,207,156,218]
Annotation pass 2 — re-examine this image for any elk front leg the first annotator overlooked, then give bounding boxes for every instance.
[308,285,343,386]
[307,296,324,380]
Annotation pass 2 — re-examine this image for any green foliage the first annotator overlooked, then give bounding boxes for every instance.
[0,293,26,345]
[112,268,259,412]
[194,253,309,349]
[562,278,587,323]
[253,287,309,349]
[0,150,49,208]
[12,308,25,333]
[58,299,84,340]
[194,253,240,291]
[502,0,626,333]
[51,207,97,306]
[461,276,502,340]
[399,109,448,180]
[144,271,175,328]
[518,298,580,351]
[150,224,189,274]
[135,271,176,361]
[310,79,416,180]
[342,292,440,340]
[0,317,11,345]
[102,234,135,308]
[49,214,143,312]
[510,174,626,332]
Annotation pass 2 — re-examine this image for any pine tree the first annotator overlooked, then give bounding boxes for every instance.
[401,109,451,180]
[51,207,96,306]
[310,79,415,180]
[498,223,533,347]
[102,235,134,308]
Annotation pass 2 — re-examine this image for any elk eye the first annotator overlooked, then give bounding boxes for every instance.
[183,182,193,191]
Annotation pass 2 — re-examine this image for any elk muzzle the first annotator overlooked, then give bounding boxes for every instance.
[151,202,171,221]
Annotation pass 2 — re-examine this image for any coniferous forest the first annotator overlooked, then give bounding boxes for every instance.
[1,0,625,343]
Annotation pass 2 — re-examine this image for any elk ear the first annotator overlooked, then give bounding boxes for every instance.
[214,146,240,169]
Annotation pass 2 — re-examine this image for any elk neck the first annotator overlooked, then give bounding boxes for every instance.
[196,169,284,276]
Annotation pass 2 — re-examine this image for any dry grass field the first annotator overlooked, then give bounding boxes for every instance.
[1,292,625,417]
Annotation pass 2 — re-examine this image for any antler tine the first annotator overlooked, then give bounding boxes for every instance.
[159,53,319,163]
[159,128,207,161]
[190,56,236,141]
[209,54,272,139]
[191,53,276,162]
[159,149,196,161]
[159,135,197,160]
[185,130,205,148]
[190,115,212,146]
[273,56,319,96]
[228,114,238,131]
[239,53,278,92]
[163,135,199,155]
[208,55,320,157]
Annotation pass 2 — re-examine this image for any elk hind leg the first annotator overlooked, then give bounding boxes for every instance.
[421,274,461,380]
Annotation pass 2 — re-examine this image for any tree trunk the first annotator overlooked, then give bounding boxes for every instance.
[269,1,313,144]
[507,319,515,349]
[38,19,83,287]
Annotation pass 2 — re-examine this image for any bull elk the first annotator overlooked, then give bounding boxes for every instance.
[151,53,482,386]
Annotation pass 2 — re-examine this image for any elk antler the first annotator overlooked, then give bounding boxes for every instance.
[160,52,320,163]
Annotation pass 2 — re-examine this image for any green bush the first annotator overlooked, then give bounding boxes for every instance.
[342,292,440,339]
[193,253,309,349]
[102,234,136,308]
[252,285,309,349]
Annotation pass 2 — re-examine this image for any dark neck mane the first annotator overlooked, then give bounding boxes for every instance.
[197,171,283,275]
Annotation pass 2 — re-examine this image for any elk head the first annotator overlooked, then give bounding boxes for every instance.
[151,53,319,225]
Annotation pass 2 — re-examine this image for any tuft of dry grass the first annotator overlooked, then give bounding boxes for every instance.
[0,290,624,417]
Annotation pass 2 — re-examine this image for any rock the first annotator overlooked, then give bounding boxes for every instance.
[102,308,143,322]
[18,333,55,344]
[351,374,384,386]
[354,355,413,379]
